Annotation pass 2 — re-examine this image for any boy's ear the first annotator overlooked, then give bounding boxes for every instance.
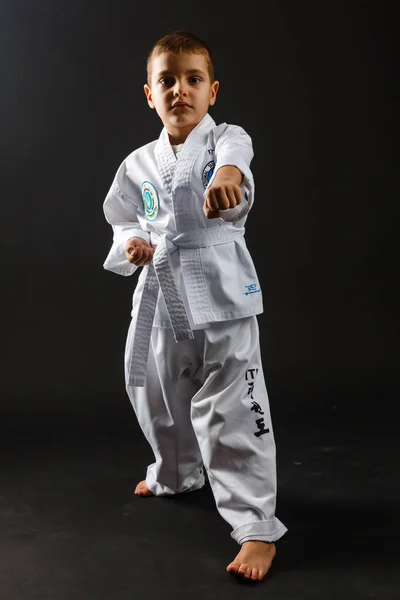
[144,84,155,109]
[209,80,219,106]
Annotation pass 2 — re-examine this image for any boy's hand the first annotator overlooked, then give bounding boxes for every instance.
[203,182,242,218]
[125,237,155,266]
[203,164,243,220]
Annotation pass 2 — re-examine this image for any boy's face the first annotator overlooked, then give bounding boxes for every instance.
[144,51,219,144]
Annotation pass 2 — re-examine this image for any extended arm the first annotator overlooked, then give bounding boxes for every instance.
[203,124,255,222]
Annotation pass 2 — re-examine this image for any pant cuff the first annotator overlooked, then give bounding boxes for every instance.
[146,467,205,497]
[231,518,288,545]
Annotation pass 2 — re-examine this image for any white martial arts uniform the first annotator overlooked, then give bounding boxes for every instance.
[103,113,287,545]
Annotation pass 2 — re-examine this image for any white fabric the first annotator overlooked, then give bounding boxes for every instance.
[171,143,184,156]
[127,226,246,386]
[103,112,287,544]
[102,113,262,324]
[103,113,263,386]
[125,316,288,545]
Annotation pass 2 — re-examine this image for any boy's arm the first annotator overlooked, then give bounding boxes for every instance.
[203,124,255,222]
[103,161,150,276]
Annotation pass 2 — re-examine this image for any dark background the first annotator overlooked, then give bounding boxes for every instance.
[1,1,397,422]
[1,2,399,599]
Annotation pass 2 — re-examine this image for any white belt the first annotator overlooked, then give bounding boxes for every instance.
[127,226,245,386]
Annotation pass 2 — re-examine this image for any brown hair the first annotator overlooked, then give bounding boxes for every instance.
[146,30,215,84]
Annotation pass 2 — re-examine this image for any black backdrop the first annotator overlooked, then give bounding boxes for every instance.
[1,1,397,425]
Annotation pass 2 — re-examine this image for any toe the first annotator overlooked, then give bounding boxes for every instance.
[258,566,267,580]
[245,567,252,579]
[135,481,153,496]
[251,568,258,581]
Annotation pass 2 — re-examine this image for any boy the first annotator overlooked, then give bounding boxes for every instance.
[103,30,287,582]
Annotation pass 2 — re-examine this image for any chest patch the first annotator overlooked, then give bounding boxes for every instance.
[202,160,215,189]
[141,181,159,221]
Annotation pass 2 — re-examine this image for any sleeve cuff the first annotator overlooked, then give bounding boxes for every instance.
[103,227,150,276]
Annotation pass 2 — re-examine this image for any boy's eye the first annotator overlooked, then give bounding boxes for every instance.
[159,76,202,86]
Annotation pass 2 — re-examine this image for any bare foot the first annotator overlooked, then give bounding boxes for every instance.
[226,541,276,581]
[134,480,153,497]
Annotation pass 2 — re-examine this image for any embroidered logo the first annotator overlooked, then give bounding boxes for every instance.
[141,181,159,221]
[244,283,261,296]
[202,160,215,189]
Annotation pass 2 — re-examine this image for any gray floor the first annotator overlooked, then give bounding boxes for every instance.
[1,406,399,600]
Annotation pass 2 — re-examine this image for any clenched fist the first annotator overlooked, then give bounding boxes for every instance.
[203,182,242,219]
[125,237,155,266]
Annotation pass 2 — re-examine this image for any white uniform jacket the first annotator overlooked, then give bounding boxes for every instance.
[103,113,263,385]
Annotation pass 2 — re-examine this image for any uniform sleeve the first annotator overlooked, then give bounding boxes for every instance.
[102,160,150,276]
[205,124,255,222]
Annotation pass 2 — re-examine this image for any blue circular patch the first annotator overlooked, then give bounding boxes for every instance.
[141,181,159,221]
[202,160,215,189]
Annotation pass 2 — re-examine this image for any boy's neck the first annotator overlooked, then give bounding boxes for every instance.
[166,113,210,144]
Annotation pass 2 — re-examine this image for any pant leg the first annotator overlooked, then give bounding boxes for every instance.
[190,316,288,545]
[125,319,204,496]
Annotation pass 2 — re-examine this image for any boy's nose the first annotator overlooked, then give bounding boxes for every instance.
[173,80,188,95]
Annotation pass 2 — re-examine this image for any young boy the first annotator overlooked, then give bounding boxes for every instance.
[103,30,287,582]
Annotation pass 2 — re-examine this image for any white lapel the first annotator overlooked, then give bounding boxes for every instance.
[154,114,217,231]
[154,128,176,197]
[154,113,216,193]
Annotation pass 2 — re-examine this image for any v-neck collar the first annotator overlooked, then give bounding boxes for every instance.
[154,113,216,196]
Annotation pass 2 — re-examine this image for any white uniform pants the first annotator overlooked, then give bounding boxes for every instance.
[125,316,287,545]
